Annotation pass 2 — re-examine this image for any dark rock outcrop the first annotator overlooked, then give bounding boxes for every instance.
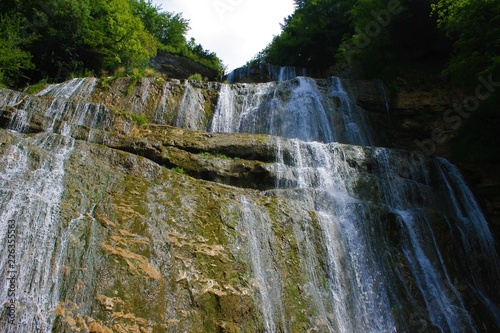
[223,63,322,84]
[349,78,500,245]
[151,50,219,81]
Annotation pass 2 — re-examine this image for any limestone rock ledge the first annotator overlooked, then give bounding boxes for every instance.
[2,81,500,332]
[0,86,404,333]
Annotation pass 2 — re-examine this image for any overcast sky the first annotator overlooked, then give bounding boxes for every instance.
[154,0,296,72]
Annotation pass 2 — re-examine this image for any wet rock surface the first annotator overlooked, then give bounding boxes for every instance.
[1,76,499,332]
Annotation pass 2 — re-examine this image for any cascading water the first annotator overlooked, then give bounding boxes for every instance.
[273,141,398,332]
[208,76,500,332]
[0,132,75,332]
[0,84,109,332]
[1,86,114,138]
[236,196,288,333]
[210,76,374,145]
[176,81,206,130]
[1,73,499,332]
[36,77,97,101]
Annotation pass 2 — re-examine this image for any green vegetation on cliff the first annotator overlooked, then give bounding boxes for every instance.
[0,0,223,88]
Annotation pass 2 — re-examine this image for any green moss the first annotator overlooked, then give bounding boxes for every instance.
[130,113,148,127]
[216,153,231,160]
[172,166,185,174]
[25,79,47,95]
[198,151,211,158]
[126,78,138,96]
[188,73,203,81]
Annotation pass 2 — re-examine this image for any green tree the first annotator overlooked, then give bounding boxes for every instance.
[130,0,224,75]
[0,15,34,86]
[433,0,500,83]
[262,0,354,70]
[341,0,448,78]
[131,0,189,48]
[0,0,223,86]
[83,0,157,72]
[0,0,157,82]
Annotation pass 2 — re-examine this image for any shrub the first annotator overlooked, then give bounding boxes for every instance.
[188,73,203,81]
[171,167,185,174]
[130,113,148,126]
[24,79,47,95]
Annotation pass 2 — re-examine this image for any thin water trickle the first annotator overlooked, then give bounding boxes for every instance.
[36,77,97,100]
[176,81,206,130]
[0,133,75,332]
[1,74,499,332]
[208,75,499,332]
[378,80,390,120]
[237,196,288,333]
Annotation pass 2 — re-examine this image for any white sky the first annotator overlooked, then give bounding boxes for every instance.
[154,0,296,71]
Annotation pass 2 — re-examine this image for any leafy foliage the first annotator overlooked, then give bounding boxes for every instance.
[131,0,188,48]
[432,0,500,83]
[0,0,223,88]
[256,0,455,79]
[188,73,203,81]
[0,15,34,86]
[24,79,48,94]
[160,37,224,76]
[171,167,185,174]
[259,0,353,69]
[342,0,450,79]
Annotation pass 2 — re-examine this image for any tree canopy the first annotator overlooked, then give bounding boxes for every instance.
[0,0,224,88]
[255,0,498,84]
[432,0,500,83]
[255,0,353,69]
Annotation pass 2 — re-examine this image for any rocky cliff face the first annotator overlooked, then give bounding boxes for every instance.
[349,78,500,244]
[151,51,220,81]
[1,76,499,332]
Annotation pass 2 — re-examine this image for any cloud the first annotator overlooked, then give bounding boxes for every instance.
[155,0,295,71]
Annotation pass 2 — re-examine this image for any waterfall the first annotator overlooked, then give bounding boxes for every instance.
[210,82,277,134]
[277,66,296,82]
[328,77,374,146]
[434,158,499,271]
[208,76,500,332]
[210,76,374,145]
[1,88,113,137]
[274,140,397,332]
[176,81,206,130]
[0,133,75,332]
[1,73,499,332]
[237,196,288,333]
[152,81,172,125]
[0,83,111,331]
[36,77,97,101]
